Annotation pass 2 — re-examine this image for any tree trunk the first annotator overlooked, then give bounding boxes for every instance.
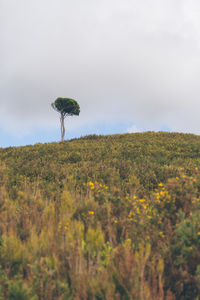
[60,114,65,142]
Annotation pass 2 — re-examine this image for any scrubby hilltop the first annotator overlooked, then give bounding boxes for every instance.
[0,132,200,299]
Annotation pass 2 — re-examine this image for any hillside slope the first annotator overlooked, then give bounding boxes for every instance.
[0,132,200,299]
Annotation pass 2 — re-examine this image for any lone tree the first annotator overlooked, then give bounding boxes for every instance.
[51,97,80,141]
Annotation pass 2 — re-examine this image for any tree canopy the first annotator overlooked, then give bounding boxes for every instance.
[51,97,80,117]
[51,97,80,141]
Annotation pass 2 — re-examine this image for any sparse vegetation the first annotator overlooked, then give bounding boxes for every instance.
[0,132,200,299]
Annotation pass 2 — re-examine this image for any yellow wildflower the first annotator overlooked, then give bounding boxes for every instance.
[128,211,133,218]
[142,204,148,209]
[58,221,62,229]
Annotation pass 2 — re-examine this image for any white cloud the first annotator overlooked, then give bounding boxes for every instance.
[1,0,200,136]
[127,125,142,134]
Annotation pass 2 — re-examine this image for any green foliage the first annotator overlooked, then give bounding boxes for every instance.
[51,97,80,141]
[7,275,32,300]
[51,97,80,117]
[85,226,104,261]
[0,132,200,299]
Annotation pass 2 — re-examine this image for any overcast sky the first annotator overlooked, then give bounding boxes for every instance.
[1,0,200,146]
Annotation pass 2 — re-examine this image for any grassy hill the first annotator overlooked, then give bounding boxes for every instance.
[0,132,200,299]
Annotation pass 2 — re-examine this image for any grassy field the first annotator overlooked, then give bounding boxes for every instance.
[0,132,200,299]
